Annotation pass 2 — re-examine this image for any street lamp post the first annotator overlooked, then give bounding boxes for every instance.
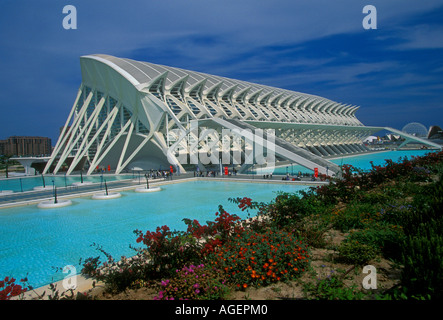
[104,179,108,196]
[52,179,58,204]
[145,173,149,189]
[5,158,8,179]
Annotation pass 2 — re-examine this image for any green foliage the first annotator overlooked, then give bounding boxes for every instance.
[154,264,229,300]
[378,286,433,300]
[315,151,442,206]
[208,228,310,289]
[266,191,327,227]
[289,214,330,248]
[329,202,381,232]
[81,256,101,278]
[134,225,203,279]
[401,228,443,299]
[303,271,366,300]
[347,223,405,260]
[83,250,151,293]
[314,164,363,206]
[337,240,378,265]
[398,175,443,299]
[357,190,393,206]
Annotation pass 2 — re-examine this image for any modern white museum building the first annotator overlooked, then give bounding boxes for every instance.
[43,54,441,177]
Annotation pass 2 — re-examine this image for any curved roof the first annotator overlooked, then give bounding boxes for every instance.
[80,54,363,126]
[83,54,331,103]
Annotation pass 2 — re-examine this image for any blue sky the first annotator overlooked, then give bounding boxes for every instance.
[0,0,442,143]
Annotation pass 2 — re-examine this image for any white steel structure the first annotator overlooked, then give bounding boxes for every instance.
[44,54,440,177]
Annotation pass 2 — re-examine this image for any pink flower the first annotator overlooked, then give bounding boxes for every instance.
[155,291,164,300]
[161,280,170,287]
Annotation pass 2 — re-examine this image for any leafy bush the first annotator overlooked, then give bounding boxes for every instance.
[314,164,362,205]
[265,191,327,227]
[208,228,310,289]
[134,225,203,278]
[401,227,443,299]
[398,174,443,299]
[303,271,366,300]
[378,203,415,226]
[81,229,201,292]
[154,264,229,300]
[285,214,330,248]
[357,190,393,206]
[314,151,443,205]
[83,249,151,292]
[337,240,378,265]
[81,256,101,278]
[346,223,405,260]
[329,203,381,232]
[184,205,244,240]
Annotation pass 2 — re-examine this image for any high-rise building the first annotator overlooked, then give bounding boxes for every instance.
[0,136,52,157]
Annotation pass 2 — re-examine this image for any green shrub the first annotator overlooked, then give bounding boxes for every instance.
[303,271,366,300]
[208,228,310,289]
[154,264,229,300]
[87,252,151,293]
[314,164,362,205]
[288,214,330,248]
[357,190,393,206]
[81,256,101,278]
[401,226,443,299]
[347,223,405,260]
[337,240,378,265]
[134,225,203,279]
[266,191,327,227]
[378,203,416,226]
[329,203,380,232]
[396,173,443,299]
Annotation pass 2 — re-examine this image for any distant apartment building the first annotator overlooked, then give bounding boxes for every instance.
[0,136,52,156]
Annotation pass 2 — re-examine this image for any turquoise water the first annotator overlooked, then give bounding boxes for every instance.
[258,150,437,175]
[330,149,436,171]
[0,174,133,193]
[0,180,307,289]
